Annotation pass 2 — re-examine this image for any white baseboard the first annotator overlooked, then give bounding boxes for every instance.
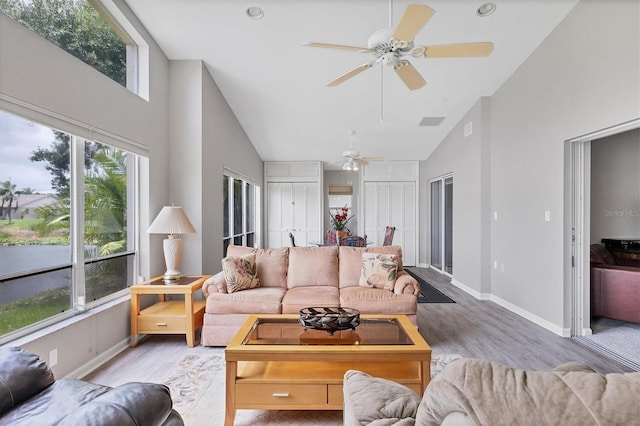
[450,278,570,337]
[451,278,491,300]
[65,337,130,379]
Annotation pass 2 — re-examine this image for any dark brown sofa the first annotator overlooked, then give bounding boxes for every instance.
[590,244,640,324]
[0,346,183,426]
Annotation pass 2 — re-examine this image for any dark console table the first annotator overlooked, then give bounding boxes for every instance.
[602,238,640,262]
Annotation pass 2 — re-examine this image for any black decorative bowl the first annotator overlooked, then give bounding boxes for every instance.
[299,307,360,335]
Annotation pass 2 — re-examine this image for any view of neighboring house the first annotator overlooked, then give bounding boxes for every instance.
[4,194,58,220]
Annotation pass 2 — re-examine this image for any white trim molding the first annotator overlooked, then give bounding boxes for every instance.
[451,278,571,337]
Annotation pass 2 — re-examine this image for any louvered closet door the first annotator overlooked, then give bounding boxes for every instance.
[363,181,417,266]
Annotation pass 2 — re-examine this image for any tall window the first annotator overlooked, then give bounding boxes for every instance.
[223,173,258,255]
[0,0,134,89]
[0,109,138,342]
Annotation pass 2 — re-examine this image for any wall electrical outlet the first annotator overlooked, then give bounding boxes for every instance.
[49,349,58,367]
[545,211,551,222]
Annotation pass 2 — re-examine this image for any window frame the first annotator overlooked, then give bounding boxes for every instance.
[223,170,260,255]
[0,105,143,343]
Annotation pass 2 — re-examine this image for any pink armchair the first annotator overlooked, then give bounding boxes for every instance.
[590,244,640,324]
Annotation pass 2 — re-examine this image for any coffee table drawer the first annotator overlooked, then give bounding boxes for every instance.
[236,383,326,405]
[328,384,343,405]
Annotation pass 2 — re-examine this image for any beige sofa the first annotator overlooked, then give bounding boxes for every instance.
[201,245,419,346]
[343,358,640,425]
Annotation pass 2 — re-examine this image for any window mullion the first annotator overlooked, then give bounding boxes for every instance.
[71,137,86,311]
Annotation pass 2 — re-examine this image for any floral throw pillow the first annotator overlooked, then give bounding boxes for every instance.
[359,253,398,291]
[222,253,259,293]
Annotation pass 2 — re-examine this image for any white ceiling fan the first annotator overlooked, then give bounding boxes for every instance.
[304,3,494,90]
[338,131,382,171]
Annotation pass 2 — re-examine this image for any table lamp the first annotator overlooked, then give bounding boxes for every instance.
[147,206,196,281]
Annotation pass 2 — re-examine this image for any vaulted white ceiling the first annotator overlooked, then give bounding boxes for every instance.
[125,0,578,168]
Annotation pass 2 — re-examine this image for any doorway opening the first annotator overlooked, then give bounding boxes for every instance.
[568,118,640,369]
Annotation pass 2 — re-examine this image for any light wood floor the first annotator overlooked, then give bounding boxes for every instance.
[412,267,632,373]
[85,267,632,386]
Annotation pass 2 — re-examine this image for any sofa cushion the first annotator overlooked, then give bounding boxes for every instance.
[340,246,405,288]
[281,286,340,314]
[222,253,260,293]
[0,346,55,415]
[340,287,417,315]
[287,246,339,288]
[359,253,398,291]
[343,370,421,426]
[227,246,288,288]
[419,358,640,426]
[205,287,285,314]
[0,379,110,425]
[57,382,176,426]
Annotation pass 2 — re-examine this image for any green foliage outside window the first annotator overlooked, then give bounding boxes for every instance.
[0,0,127,86]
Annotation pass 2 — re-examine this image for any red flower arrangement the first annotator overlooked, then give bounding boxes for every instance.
[330,205,353,231]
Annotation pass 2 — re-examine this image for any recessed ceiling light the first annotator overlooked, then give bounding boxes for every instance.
[246,6,264,20]
[476,3,496,17]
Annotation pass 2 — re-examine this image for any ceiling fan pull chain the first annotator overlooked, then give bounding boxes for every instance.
[388,0,393,28]
[380,67,384,125]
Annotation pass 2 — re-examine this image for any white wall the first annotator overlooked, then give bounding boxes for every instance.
[419,97,491,294]
[419,0,639,334]
[590,129,640,244]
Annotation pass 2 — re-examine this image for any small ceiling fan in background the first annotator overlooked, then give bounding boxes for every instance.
[337,131,382,171]
[304,3,494,90]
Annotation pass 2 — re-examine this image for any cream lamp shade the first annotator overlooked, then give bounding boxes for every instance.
[147,206,196,281]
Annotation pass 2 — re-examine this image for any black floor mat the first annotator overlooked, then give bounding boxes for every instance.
[405,268,455,303]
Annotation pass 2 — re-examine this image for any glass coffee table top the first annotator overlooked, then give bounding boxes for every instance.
[242,317,413,346]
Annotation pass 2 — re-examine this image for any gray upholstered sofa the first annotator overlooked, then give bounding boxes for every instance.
[0,346,183,426]
[343,358,640,425]
[201,245,419,346]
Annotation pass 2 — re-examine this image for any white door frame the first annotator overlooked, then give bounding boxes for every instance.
[567,118,640,336]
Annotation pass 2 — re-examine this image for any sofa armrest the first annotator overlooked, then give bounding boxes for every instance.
[57,382,182,426]
[393,271,420,296]
[202,271,227,297]
[0,347,55,415]
[590,264,640,322]
[343,370,420,426]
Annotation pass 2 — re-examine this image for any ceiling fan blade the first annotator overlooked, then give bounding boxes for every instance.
[327,63,372,87]
[394,60,426,90]
[423,42,494,58]
[303,42,371,53]
[392,4,435,44]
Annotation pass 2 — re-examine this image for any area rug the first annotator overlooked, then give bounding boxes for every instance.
[163,349,462,426]
[404,268,455,303]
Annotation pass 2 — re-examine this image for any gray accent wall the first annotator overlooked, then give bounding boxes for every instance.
[590,129,640,244]
[167,60,263,277]
[0,1,262,377]
[419,0,639,334]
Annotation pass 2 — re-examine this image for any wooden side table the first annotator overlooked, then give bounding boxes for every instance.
[130,275,211,347]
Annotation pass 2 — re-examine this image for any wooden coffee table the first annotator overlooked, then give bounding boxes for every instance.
[224,314,431,425]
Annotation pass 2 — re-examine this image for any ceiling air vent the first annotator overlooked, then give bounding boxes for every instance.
[419,117,445,126]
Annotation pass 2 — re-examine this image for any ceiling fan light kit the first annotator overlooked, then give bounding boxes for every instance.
[476,3,497,17]
[305,3,494,90]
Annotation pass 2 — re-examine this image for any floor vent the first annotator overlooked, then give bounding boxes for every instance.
[419,117,445,126]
